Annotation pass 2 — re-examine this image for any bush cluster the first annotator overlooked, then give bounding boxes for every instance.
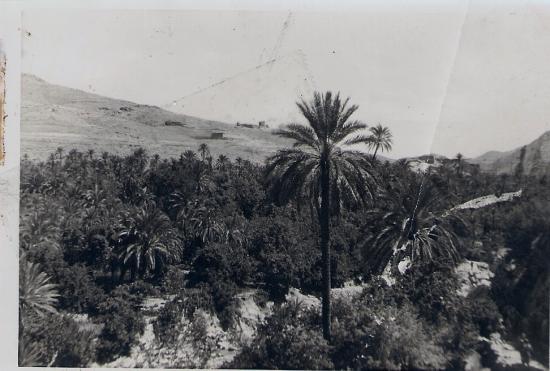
[94,292,146,363]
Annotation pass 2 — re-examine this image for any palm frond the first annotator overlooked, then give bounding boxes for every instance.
[19,256,59,317]
[362,180,464,274]
[333,120,367,144]
[267,91,376,218]
[116,204,180,276]
[275,124,320,150]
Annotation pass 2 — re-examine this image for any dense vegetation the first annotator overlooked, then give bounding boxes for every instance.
[19,94,549,369]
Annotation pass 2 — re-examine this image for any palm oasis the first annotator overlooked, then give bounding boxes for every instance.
[19,91,549,369]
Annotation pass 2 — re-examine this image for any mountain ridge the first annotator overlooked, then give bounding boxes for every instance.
[469,130,550,177]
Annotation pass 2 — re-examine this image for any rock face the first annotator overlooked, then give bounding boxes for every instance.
[455,260,494,297]
[477,333,548,371]
[470,131,550,177]
[285,283,367,308]
[450,190,522,212]
[464,351,490,371]
[404,154,447,174]
[96,290,274,369]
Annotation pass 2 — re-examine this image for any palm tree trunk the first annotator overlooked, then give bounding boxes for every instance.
[372,144,380,161]
[319,156,331,341]
[130,266,137,282]
[119,266,127,283]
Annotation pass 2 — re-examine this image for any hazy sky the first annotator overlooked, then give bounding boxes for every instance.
[22,1,550,158]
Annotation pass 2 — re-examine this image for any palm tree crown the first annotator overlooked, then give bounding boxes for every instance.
[198,143,210,162]
[116,203,180,279]
[366,123,393,160]
[182,150,197,163]
[266,92,376,214]
[364,177,463,276]
[19,257,59,319]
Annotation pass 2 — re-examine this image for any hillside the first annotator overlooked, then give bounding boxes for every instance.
[470,131,550,177]
[21,74,291,161]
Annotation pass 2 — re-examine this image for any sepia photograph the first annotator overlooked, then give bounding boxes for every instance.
[17,2,550,369]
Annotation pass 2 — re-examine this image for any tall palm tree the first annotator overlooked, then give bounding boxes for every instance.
[55,147,64,161]
[216,154,230,171]
[48,153,56,169]
[191,160,214,194]
[366,124,393,160]
[186,201,226,246]
[198,143,210,162]
[182,150,197,163]
[454,153,464,177]
[265,91,376,340]
[83,182,108,220]
[150,153,161,169]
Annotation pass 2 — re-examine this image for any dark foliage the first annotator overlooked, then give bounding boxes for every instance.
[94,292,145,363]
[20,314,96,367]
[153,285,213,345]
[225,301,334,370]
[19,144,550,368]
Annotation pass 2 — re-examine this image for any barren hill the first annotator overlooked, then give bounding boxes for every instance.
[21,74,291,161]
[470,131,550,177]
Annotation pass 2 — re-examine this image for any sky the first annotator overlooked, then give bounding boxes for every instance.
[21,1,550,159]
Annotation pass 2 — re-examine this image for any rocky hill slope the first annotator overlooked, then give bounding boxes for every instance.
[21,74,291,161]
[470,131,550,177]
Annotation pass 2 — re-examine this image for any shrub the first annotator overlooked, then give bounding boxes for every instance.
[94,295,145,363]
[226,301,333,370]
[124,280,161,299]
[392,263,481,366]
[331,298,447,370]
[233,175,264,219]
[52,263,106,313]
[467,287,502,337]
[24,245,107,313]
[161,265,187,294]
[371,306,447,370]
[261,251,295,301]
[245,211,321,295]
[153,296,185,345]
[396,260,463,324]
[20,313,96,367]
[187,242,244,330]
[210,279,238,330]
[184,310,221,368]
[153,285,213,345]
[189,243,255,288]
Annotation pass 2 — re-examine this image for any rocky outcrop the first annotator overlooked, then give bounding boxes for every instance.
[455,260,494,297]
